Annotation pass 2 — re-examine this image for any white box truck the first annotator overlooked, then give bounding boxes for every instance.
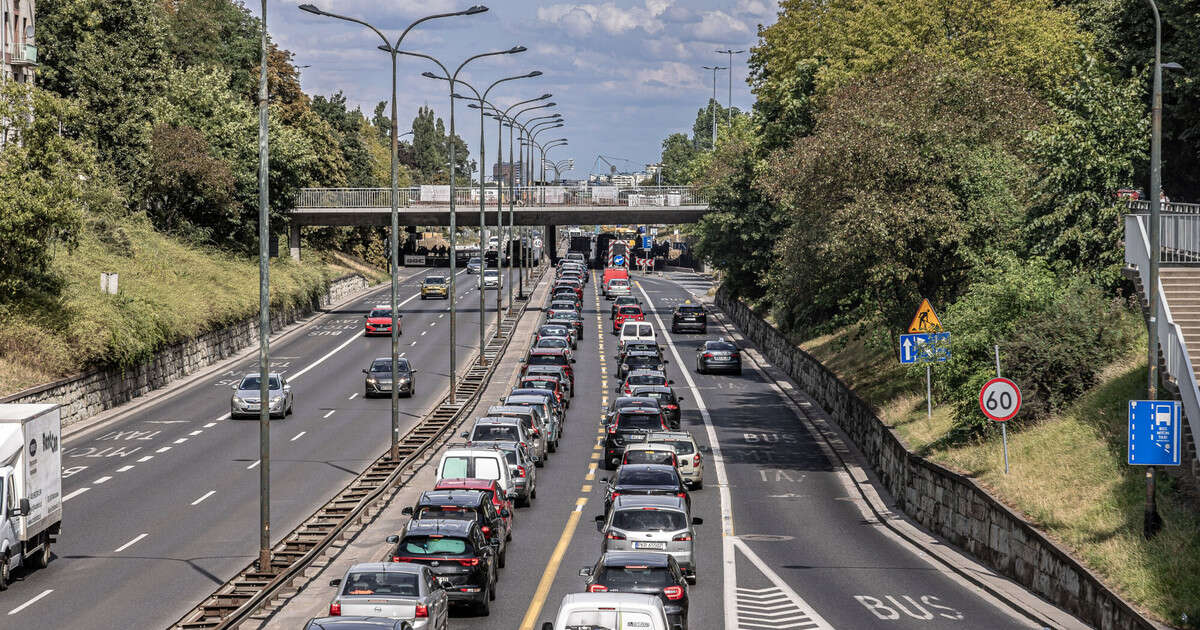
[0,404,63,589]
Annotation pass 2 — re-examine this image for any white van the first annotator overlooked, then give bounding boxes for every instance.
[619,321,657,349]
[436,446,514,497]
[541,593,678,630]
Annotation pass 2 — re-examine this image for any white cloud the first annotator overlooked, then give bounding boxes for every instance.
[536,0,674,35]
[735,0,776,18]
[691,10,751,41]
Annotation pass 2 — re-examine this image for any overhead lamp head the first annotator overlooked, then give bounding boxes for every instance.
[467,103,481,109]
[465,5,489,15]
[545,102,557,107]
[298,3,322,15]
[526,71,543,78]
[452,93,470,99]
[539,93,552,100]
[508,45,527,54]
[422,71,439,79]
[1163,61,1184,71]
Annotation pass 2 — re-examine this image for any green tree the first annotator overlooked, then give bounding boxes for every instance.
[163,0,260,95]
[659,133,696,185]
[411,106,471,184]
[692,99,741,152]
[312,92,374,187]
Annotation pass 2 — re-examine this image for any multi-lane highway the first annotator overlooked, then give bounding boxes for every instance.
[0,267,517,629]
[434,269,1041,629]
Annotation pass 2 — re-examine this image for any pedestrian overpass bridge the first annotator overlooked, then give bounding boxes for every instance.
[286,185,710,260]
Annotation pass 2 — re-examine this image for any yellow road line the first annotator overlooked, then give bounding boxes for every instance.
[518,500,587,630]
[581,484,592,492]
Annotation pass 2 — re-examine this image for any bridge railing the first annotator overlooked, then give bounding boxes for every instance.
[1126,200,1200,264]
[293,185,705,208]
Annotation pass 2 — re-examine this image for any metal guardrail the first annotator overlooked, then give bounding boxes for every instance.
[294,185,705,209]
[1127,211,1200,264]
[1125,214,1200,459]
[1126,200,1200,214]
[170,266,548,630]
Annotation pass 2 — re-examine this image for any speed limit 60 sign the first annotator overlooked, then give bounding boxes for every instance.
[980,377,1021,422]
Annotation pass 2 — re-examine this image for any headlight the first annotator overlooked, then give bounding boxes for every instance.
[399,377,410,384]
[366,377,377,384]
[271,395,283,403]
[232,396,244,404]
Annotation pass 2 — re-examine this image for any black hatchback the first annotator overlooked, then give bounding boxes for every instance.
[671,304,707,334]
[580,551,690,629]
[385,519,498,615]
[402,490,510,567]
[603,406,669,469]
[602,464,689,514]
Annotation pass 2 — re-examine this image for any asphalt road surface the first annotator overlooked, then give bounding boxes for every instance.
[0,267,520,629]
[443,270,1039,630]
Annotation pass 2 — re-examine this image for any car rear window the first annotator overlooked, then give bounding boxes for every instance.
[522,379,558,390]
[617,413,662,431]
[619,306,641,315]
[609,279,629,286]
[471,425,520,442]
[707,342,737,352]
[628,374,666,386]
[597,565,675,590]
[528,355,567,366]
[626,357,660,369]
[624,450,676,466]
[341,571,420,596]
[617,468,678,486]
[635,390,672,404]
[565,611,655,628]
[678,306,705,314]
[399,536,472,556]
[536,338,568,349]
[611,508,688,531]
[666,440,694,455]
[416,505,478,521]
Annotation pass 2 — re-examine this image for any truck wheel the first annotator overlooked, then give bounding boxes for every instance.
[33,538,51,569]
[0,553,9,590]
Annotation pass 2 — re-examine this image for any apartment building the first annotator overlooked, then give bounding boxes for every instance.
[2,0,35,84]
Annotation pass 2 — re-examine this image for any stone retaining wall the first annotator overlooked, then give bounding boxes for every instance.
[715,286,1159,630]
[1,274,371,429]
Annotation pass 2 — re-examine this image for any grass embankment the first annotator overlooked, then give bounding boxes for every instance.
[0,218,384,396]
[802,328,1200,628]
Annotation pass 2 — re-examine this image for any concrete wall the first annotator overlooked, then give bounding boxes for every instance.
[1,275,371,430]
[715,286,1160,630]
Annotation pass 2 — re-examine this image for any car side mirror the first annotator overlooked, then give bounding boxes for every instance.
[283,385,291,392]
[362,369,368,374]
[386,535,400,544]
[578,567,593,577]
[519,357,527,363]
[692,517,704,525]
[699,445,711,453]
[461,431,470,438]
[364,314,369,318]
[329,578,342,587]
[401,507,413,516]
[231,383,239,390]
[18,498,30,517]
[500,509,510,518]
[668,380,675,385]
[411,369,419,374]
[541,623,554,630]
[571,358,577,363]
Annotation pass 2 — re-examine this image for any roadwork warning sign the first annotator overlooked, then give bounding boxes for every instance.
[907,298,943,333]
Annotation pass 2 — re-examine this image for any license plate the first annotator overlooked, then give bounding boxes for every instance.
[633,542,666,550]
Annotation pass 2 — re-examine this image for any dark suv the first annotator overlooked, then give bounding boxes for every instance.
[580,551,690,629]
[671,304,707,334]
[402,490,510,567]
[385,519,498,614]
[603,405,669,469]
[618,350,667,380]
[524,348,576,389]
[629,385,684,430]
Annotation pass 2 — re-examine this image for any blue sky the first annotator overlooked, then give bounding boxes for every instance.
[272,0,777,177]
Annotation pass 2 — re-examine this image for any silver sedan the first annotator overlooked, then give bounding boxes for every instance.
[328,562,448,630]
[230,372,293,419]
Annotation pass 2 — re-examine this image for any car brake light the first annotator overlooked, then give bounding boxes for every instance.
[481,526,491,536]
[703,352,714,358]
[694,454,701,466]
[415,603,429,618]
[663,585,685,600]
[676,492,687,498]
[588,584,609,592]
[606,531,626,540]
[607,425,617,434]
[329,602,341,616]
[458,558,481,567]
[609,492,621,500]
[392,555,400,562]
[517,465,527,478]
[673,532,692,541]
[731,353,740,359]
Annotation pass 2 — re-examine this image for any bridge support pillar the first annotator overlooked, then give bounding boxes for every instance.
[289,223,301,262]
[545,224,557,264]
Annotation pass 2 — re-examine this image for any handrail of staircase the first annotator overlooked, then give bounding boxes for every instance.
[1125,213,1200,458]
[1127,199,1200,214]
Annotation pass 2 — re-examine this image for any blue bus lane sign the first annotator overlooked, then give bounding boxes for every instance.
[1128,400,1181,466]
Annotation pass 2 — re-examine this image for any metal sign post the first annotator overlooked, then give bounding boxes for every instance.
[980,348,1020,474]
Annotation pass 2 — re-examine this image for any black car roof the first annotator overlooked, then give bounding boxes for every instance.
[600,552,672,568]
[404,519,475,536]
[417,490,485,507]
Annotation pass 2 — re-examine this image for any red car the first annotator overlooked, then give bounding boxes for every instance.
[523,348,576,390]
[434,477,515,534]
[613,304,645,334]
[520,375,567,407]
[364,305,401,336]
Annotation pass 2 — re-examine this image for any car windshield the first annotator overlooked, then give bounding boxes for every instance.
[707,342,737,352]
[341,571,420,597]
[400,536,471,556]
[597,565,676,590]
[624,450,676,466]
[472,425,520,442]
[368,309,392,319]
[625,343,656,353]
[540,326,569,337]
[484,270,498,277]
[371,359,410,373]
[528,355,566,366]
[416,505,477,521]
[635,390,672,404]
[612,508,688,531]
[617,413,661,431]
[628,374,665,386]
[617,468,678,486]
[522,379,558,390]
[425,276,446,284]
[239,376,281,390]
[469,257,481,264]
[626,357,660,369]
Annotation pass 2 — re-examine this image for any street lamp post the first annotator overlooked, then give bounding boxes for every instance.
[1143,0,1184,540]
[299,1,486,453]
[701,65,726,148]
[255,0,271,572]
[715,49,744,125]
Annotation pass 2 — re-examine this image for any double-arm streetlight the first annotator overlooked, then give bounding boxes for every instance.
[715,49,744,124]
[293,2,485,574]
[701,64,726,147]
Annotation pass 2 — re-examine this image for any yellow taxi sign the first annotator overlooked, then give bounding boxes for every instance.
[907,298,943,333]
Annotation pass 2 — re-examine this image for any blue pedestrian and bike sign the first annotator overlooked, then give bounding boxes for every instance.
[899,332,951,364]
[612,254,626,266]
[1127,400,1181,466]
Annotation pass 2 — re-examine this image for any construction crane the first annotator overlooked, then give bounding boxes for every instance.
[593,154,636,176]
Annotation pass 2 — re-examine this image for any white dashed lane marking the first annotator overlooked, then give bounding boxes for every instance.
[8,589,53,616]
[112,533,148,553]
[292,431,307,441]
[93,476,112,485]
[191,491,216,506]
[62,488,89,502]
